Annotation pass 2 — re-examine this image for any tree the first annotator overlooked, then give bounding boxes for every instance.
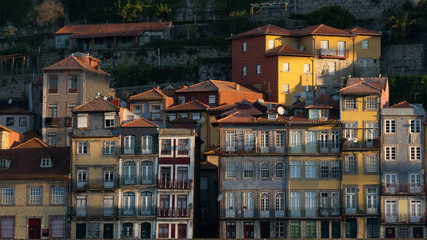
[117,0,151,23]
[305,5,356,29]
[36,0,64,26]
[386,11,416,42]
[156,3,172,21]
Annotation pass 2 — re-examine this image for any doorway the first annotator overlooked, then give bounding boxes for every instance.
[141,223,151,239]
[260,222,270,238]
[28,218,41,239]
[345,218,357,238]
[385,227,395,238]
[76,223,86,239]
[103,224,114,239]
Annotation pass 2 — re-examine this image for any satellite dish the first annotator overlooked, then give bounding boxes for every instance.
[277,106,285,115]
[217,194,223,201]
[199,117,205,124]
[120,100,127,108]
[8,99,12,104]
[332,95,340,101]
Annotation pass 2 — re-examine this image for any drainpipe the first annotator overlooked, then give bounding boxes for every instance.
[313,36,317,91]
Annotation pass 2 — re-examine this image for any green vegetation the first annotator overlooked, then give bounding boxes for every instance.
[305,5,356,29]
[0,0,33,26]
[388,74,427,107]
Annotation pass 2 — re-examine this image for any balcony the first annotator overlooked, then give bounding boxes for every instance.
[319,48,349,59]
[120,145,158,155]
[65,117,73,127]
[157,179,192,190]
[319,207,341,217]
[104,181,114,189]
[157,208,190,218]
[289,141,340,154]
[383,214,425,224]
[342,139,380,150]
[45,117,60,127]
[382,183,424,195]
[220,145,286,154]
[122,208,135,216]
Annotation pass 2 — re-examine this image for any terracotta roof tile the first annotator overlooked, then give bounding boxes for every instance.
[56,22,172,38]
[229,24,292,39]
[0,124,19,133]
[341,77,388,95]
[216,111,256,124]
[121,117,159,128]
[208,103,236,112]
[43,55,108,74]
[291,95,339,109]
[344,26,381,36]
[390,101,415,108]
[129,88,175,101]
[164,100,209,112]
[176,79,259,93]
[291,24,352,37]
[345,77,387,91]
[0,107,31,115]
[73,98,119,113]
[12,137,48,149]
[266,44,314,57]
[0,147,70,179]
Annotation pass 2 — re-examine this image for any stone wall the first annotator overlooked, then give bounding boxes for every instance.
[381,44,427,75]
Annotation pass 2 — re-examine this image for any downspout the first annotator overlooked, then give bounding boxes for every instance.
[313,35,317,91]
[66,173,71,239]
[351,36,355,77]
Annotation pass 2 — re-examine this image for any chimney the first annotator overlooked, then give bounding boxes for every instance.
[206,80,210,87]
[235,83,240,91]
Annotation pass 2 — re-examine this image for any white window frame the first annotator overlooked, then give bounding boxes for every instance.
[365,155,378,173]
[283,63,289,72]
[178,96,185,104]
[76,195,87,216]
[385,146,396,161]
[305,161,316,179]
[242,42,247,52]
[409,146,421,160]
[104,114,115,128]
[275,162,285,178]
[51,186,64,205]
[410,120,421,133]
[225,162,236,178]
[362,40,369,49]
[1,188,14,205]
[345,97,357,110]
[268,40,274,49]
[208,95,216,105]
[225,131,236,152]
[345,187,357,213]
[256,64,261,74]
[77,142,88,155]
[104,141,116,155]
[344,155,357,173]
[77,114,88,128]
[304,63,310,73]
[260,162,270,178]
[366,187,378,213]
[384,120,396,134]
[242,66,247,76]
[29,187,42,205]
[290,161,301,178]
[282,84,289,93]
[243,161,254,178]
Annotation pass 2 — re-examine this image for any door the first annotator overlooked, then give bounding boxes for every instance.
[160,167,171,187]
[345,218,357,238]
[178,224,187,239]
[28,218,41,239]
[260,222,270,238]
[103,224,114,239]
[76,223,86,239]
[332,221,341,238]
[160,195,170,216]
[244,222,254,238]
[306,131,316,153]
[413,227,423,238]
[141,223,151,239]
[321,221,329,238]
[177,167,188,188]
[385,227,395,238]
[367,218,379,238]
[338,41,346,56]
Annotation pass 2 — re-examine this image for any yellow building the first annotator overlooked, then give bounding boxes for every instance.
[339,77,388,238]
[0,147,70,239]
[231,24,381,105]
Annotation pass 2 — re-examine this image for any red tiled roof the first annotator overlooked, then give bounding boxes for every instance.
[292,95,339,109]
[0,147,70,179]
[12,137,48,149]
[43,55,108,74]
[164,100,209,112]
[0,124,18,133]
[56,22,172,38]
[344,26,381,36]
[121,117,159,128]
[208,103,236,113]
[129,88,175,101]
[229,24,292,39]
[340,82,381,94]
[73,98,119,113]
[176,79,259,93]
[266,44,314,57]
[291,24,352,37]
[216,111,256,124]
[346,77,387,91]
[390,101,415,108]
[0,107,31,115]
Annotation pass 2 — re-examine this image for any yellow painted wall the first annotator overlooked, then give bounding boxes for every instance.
[353,35,381,59]
[208,115,219,148]
[265,35,282,50]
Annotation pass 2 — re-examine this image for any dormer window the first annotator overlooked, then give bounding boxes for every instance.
[105,113,115,128]
[309,109,328,120]
[40,158,52,168]
[268,113,278,120]
[77,114,88,128]
[0,159,11,169]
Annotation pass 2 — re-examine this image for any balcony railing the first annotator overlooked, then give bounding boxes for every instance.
[224,208,338,218]
[383,213,425,223]
[342,139,380,150]
[289,141,340,154]
[122,208,135,216]
[319,49,349,59]
[157,208,190,217]
[120,145,158,155]
[220,145,286,154]
[157,179,192,190]
[45,117,60,127]
[382,183,424,194]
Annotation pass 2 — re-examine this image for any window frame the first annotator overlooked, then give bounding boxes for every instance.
[242,66,247,76]
[384,146,396,161]
[243,161,254,179]
[48,75,58,93]
[384,119,396,134]
[77,142,88,155]
[1,187,14,205]
[225,162,236,179]
[362,40,369,49]
[409,146,421,161]
[260,162,270,178]
[242,42,247,52]
[51,186,65,205]
[344,97,357,110]
[28,186,43,205]
[410,119,421,133]
[68,75,78,93]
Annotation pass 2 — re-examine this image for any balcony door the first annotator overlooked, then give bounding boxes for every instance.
[159,195,170,216]
[177,167,188,187]
[337,41,346,57]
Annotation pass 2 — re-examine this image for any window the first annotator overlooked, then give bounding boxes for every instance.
[69,104,77,118]
[0,217,14,238]
[1,188,14,205]
[365,155,378,173]
[242,42,247,52]
[167,113,176,121]
[226,222,236,238]
[410,146,421,160]
[225,131,236,152]
[385,200,397,222]
[225,162,236,178]
[122,222,133,237]
[292,41,298,48]
[124,162,136,184]
[200,176,208,190]
[77,169,87,188]
[76,195,87,216]
[104,170,114,188]
[179,112,189,118]
[68,75,78,93]
[192,113,201,120]
[328,62,336,75]
[268,39,274,49]
[410,174,422,192]
[290,221,301,238]
[385,146,396,161]
[260,162,270,178]
[365,122,378,143]
[177,139,189,155]
[161,139,171,155]
[410,200,422,221]
[141,161,153,184]
[366,188,378,213]
[123,192,135,215]
[345,97,356,110]
[275,131,285,149]
[275,222,285,238]
[48,104,57,117]
[304,63,310,73]
[320,192,329,214]
[124,135,135,154]
[260,193,270,213]
[290,161,301,178]
[178,96,185,104]
[344,122,357,139]
[290,192,301,216]
[283,84,289,93]
[151,105,161,120]
[283,63,289,72]
[47,133,57,146]
[331,161,340,178]
[306,221,316,238]
[290,131,302,149]
[244,131,254,151]
[305,161,316,179]
[275,162,285,178]
[29,187,42,204]
[305,192,316,217]
[345,155,357,173]
[321,40,329,49]
[345,188,357,213]
[363,60,368,68]
[51,217,65,238]
[362,40,369,49]
[242,66,247,76]
[5,117,13,126]
[104,141,116,155]
[104,114,115,128]
[320,162,329,178]
[132,105,142,116]
[260,131,269,148]
[77,142,88,154]
[77,114,88,128]
[18,117,27,126]
[48,75,58,93]
[0,160,11,169]
[410,120,421,133]
[159,224,169,238]
[51,186,64,204]
[88,223,100,239]
[243,192,254,213]
[256,64,261,74]
[331,192,340,215]
[275,193,285,212]
[141,192,152,214]
[365,97,377,110]
[225,192,236,212]
[385,120,396,133]
[243,161,254,178]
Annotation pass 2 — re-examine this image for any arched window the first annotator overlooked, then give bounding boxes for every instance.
[141,192,152,215]
[141,161,153,184]
[275,193,285,211]
[122,222,133,237]
[260,193,270,211]
[124,135,135,154]
[124,162,135,184]
[142,135,152,154]
[275,162,285,178]
[260,162,270,178]
[123,192,135,215]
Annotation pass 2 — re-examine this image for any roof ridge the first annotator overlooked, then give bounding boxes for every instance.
[12,137,48,149]
[121,116,159,128]
[166,99,210,111]
[363,81,382,91]
[313,24,324,33]
[340,81,364,91]
[130,88,162,99]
